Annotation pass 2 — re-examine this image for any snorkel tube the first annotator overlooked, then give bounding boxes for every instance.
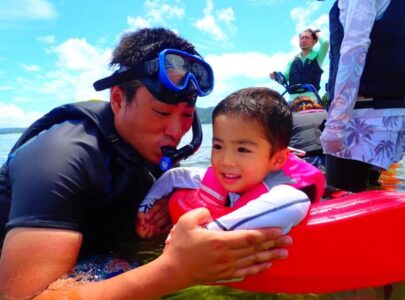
[159,111,203,171]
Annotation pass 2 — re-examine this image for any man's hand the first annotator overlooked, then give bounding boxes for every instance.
[160,208,292,288]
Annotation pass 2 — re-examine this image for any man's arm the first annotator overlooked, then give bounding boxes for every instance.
[0,228,82,299]
[315,32,330,66]
[1,209,291,300]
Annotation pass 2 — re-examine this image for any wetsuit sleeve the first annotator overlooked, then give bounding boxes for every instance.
[316,35,330,66]
[205,185,310,233]
[138,166,206,213]
[6,121,103,232]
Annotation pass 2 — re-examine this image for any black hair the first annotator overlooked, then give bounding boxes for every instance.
[110,27,197,102]
[299,28,319,41]
[212,87,292,157]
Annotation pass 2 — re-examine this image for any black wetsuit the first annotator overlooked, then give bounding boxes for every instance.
[0,101,161,255]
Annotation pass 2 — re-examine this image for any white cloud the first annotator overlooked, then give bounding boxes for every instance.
[194,0,236,44]
[3,38,113,121]
[196,15,226,41]
[20,64,40,72]
[0,0,57,21]
[199,51,291,107]
[126,0,184,30]
[217,7,235,25]
[145,0,184,22]
[50,38,106,71]
[37,35,55,44]
[0,85,13,91]
[311,14,329,35]
[0,103,43,128]
[207,52,289,81]
[127,16,152,29]
[247,0,281,6]
[44,39,113,101]
[291,2,322,33]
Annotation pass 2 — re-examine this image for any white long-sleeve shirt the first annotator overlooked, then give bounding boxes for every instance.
[139,167,310,234]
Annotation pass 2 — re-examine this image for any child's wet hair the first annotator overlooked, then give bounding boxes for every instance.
[212,87,292,156]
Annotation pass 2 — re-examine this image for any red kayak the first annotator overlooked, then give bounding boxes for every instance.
[169,189,405,294]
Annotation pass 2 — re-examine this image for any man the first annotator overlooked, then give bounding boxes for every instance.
[0,28,291,299]
[321,0,405,192]
[270,28,329,102]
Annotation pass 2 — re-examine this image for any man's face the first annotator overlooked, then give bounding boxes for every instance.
[112,85,195,164]
[299,32,316,51]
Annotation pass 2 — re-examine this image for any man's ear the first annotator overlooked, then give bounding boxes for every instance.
[110,86,125,115]
[271,148,290,169]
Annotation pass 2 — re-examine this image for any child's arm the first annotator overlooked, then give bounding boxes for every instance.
[136,167,205,238]
[205,185,310,234]
[138,166,206,213]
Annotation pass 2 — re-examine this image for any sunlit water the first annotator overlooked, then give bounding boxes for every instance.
[1,126,404,299]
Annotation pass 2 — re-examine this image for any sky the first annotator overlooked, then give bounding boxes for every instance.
[0,0,333,128]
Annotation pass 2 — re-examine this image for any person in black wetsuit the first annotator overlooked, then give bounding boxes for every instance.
[0,28,291,299]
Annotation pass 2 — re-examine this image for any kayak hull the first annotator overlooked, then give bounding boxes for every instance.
[169,190,405,294]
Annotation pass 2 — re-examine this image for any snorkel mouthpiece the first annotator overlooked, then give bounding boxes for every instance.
[159,112,203,171]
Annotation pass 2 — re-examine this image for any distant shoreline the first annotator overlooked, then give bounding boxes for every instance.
[0,107,214,134]
[0,128,26,134]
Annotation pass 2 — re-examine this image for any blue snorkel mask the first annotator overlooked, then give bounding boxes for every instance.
[93,49,214,171]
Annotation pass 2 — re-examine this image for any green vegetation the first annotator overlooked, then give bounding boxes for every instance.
[196,106,214,124]
[0,107,214,133]
[320,92,329,108]
[0,128,25,134]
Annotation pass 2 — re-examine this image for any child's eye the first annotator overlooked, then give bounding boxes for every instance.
[212,143,222,150]
[238,147,251,153]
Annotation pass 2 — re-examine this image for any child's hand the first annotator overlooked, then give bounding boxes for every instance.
[135,197,172,238]
[135,212,157,238]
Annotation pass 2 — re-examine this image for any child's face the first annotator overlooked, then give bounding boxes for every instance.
[211,114,281,194]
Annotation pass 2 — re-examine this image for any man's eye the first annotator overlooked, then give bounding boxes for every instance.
[182,113,194,118]
[154,109,169,116]
[212,144,222,150]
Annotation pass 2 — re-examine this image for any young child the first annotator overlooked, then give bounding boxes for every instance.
[136,87,324,238]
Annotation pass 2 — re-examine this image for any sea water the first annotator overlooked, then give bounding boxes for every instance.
[1,125,405,189]
[1,126,404,299]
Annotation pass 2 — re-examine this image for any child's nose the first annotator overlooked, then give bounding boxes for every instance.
[220,152,236,167]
